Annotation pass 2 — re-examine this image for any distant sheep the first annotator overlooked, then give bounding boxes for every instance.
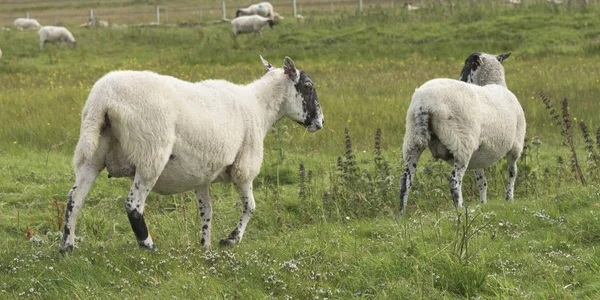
[404,2,420,10]
[399,52,525,216]
[60,56,324,252]
[38,26,77,49]
[236,2,274,18]
[14,18,41,30]
[232,15,274,37]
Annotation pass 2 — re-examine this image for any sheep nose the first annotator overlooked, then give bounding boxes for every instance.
[315,123,322,130]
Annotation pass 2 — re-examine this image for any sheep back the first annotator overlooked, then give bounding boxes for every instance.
[38,26,77,44]
[407,79,525,168]
[14,18,41,30]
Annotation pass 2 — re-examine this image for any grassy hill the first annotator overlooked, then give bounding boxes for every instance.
[1,2,599,298]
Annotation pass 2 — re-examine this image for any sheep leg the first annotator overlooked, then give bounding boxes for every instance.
[61,160,103,253]
[194,185,212,248]
[398,147,424,217]
[450,162,468,209]
[124,172,162,250]
[506,155,518,201]
[474,169,487,204]
[220,182,255,247]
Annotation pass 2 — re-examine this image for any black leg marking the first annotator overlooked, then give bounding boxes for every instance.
[127,210,149,243]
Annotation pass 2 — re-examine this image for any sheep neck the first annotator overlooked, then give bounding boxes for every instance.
[476,63,507,88]
[246,70,290,136]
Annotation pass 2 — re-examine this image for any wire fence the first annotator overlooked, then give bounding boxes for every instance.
[0,0,594,28]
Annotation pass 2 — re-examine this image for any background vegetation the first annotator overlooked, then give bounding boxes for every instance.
[1,1,599,298]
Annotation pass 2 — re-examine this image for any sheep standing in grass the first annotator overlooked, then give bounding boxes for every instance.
[399,52,525,216]
[38,26,77,49]
[14,18,41,30]
[232,15,274,37]
[60,56,324,252]
[236,2,274,18]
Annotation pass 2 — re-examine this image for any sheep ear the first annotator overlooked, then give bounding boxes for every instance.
[497,52,511,64]
[283,56,298,81]
[260,55,274,72]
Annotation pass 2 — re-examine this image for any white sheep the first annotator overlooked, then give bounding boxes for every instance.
[232,15,274,37]
[60,56,324,252]
[399,52,525,216]
[38,26,77,49]
[13,18,41,30]
[236,2,274,19]
[404,2,420,10]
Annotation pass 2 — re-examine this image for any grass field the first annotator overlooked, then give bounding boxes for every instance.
[1,2,600,299]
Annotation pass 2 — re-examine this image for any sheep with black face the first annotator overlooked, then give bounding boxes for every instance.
[399,51,525,216]
[61,56,324,252]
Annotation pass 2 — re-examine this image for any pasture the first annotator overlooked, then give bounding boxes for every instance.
[1,1,600,298]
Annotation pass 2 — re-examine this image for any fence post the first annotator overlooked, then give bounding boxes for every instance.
[358,0,363,12]
[293,0,297,17]
[165,7,168,24]
[222,1,226,20]
[89,9,95,25]
[156,6,160,24]
[331,1,334,13]
[200,8,203,22]
[26,12,29,19]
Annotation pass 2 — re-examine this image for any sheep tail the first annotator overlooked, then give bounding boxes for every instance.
[72,102,108,170]
[413,106,431,149]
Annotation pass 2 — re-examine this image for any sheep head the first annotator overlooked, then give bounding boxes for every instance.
[260,56,324,133]
[459,51,511,86]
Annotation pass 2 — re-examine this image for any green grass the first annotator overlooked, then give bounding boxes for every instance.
[1,2,600,299]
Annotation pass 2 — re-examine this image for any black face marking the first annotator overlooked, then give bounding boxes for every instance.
[459,51,483,82]
[127,210,149,242]
[294,70,320,127]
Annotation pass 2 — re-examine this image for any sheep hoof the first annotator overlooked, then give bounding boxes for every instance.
[59,244,74,254]
[219,238,237,247]
[138,242,156,251]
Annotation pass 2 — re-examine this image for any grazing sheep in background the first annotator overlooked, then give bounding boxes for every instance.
[232,15,274,37]
[60,56,324,252]
[14,18,41,30]
[236,2,274,18]
[404,2,419,10]
[111,23,127,29]
[38,26,77,49]
[399,52,525,216]
[273,12,285,23]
